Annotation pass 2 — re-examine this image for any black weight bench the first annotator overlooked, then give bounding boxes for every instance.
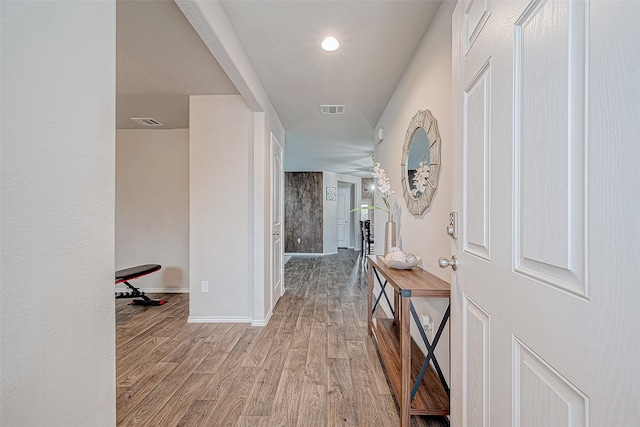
[115,264,166,306]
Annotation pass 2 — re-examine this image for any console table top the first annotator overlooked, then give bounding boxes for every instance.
[368,255,450,298]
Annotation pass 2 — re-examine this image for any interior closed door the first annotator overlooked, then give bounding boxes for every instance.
[337,187,351,248]
[271,133,284,305]
[451,1,640,426]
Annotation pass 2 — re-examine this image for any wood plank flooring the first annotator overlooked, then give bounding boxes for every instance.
[116,249,448,426]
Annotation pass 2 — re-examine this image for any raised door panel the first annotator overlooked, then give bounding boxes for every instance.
[513,0,587,297]
[514,338,588,427]
[463,296,490,427]
[464,60,491,260]
[465,0,491,53]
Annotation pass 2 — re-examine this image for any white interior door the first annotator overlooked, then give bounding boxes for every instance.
[451,1,640,426]
[271,133,284,304]
[337,187,351,248]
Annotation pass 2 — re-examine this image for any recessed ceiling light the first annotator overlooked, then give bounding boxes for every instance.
[321,36,340,52]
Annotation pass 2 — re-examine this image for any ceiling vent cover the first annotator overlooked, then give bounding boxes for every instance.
[320,105,345,115]
[130,117,164,127]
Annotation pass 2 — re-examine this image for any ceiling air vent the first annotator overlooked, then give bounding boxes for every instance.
[320,105,345,115]
[130,117,164,127]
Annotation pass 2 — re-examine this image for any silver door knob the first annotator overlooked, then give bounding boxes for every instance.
[273,230,280,236]
[438,255,458,271]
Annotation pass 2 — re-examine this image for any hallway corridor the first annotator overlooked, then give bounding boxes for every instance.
[116,250,448,426]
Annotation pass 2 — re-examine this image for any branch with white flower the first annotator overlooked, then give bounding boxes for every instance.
[411,154,430,198]
[354,155,395,221]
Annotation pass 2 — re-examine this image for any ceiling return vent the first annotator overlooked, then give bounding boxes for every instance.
[130,117,164,127]
[320,105,345,115]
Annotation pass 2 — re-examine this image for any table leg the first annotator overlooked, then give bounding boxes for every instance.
[367,258,373,336]
[400,295,411,426]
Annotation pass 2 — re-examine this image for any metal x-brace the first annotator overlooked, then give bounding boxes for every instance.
[410,302,450,401]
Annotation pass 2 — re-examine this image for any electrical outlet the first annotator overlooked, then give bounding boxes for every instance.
[201,281,209,293]
[420,314,433,337]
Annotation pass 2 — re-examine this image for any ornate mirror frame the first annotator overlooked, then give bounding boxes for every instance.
[400,109,442,215]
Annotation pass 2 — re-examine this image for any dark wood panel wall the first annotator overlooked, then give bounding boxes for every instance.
[285,172,323,253]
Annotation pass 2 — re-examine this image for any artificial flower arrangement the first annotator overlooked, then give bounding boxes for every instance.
[411,154,430,198]
[355,155,395,221]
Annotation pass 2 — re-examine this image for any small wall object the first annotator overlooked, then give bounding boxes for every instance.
[326,187,336,201]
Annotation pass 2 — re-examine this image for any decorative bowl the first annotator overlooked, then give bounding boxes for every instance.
[384,256,422,270]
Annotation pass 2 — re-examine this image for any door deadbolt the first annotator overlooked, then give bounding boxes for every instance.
[447,212,458,239]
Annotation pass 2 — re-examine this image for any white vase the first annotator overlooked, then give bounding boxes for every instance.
[384,214,396,256]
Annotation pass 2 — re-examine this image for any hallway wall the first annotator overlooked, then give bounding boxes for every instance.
[116,129,190,293]
[1,1,116,424]
[189,95,252,321]
[374,1,456,381]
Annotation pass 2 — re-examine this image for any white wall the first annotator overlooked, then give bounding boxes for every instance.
[116,129,190,292]
[189,95,253,322]
[1,1,116,425]
[375,1,456,381]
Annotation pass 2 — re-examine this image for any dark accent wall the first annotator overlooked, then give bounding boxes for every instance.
[285,172,323,253]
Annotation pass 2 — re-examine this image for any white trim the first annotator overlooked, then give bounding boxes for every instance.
[251,308,273,327]
[115,286,189,294]
[187,316,252,324]
[251,112,266,327]
[284,251,339,257]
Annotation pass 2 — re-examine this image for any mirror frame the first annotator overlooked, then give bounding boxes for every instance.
[400,109,441,215]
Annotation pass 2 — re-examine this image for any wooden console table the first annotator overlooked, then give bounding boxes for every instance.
[366,255,450,426]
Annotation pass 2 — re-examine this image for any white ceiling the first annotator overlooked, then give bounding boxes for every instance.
[116,0,238,129]
[116,0,442,176]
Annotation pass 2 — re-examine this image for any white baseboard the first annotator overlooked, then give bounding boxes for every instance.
[115,286,189,294]
[284,252,321,256]
[187,316,253,324]
[284,251,338,256]
[251,308,273,327]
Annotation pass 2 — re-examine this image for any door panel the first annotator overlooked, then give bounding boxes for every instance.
[514,338,588,427]
[337,187,350,247]
[464,60,491,260]
[465,0,491,54]
[463,296,490,427]
[514,0,587,297]
[271,133,284,304]
[453,1,594,426]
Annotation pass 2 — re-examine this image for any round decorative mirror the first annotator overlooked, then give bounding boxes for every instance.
[401,109,441,215]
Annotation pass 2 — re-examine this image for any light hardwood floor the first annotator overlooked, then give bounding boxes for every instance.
[116,250,448,426]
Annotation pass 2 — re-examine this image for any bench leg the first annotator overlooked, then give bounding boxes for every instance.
[115,281,166,306]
